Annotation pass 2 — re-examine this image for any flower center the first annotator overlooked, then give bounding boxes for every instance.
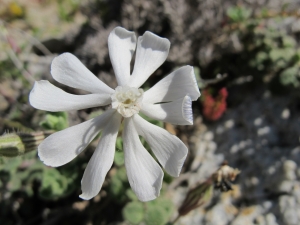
[111,86,144,117]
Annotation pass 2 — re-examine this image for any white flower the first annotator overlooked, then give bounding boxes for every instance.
[29,27,200,202]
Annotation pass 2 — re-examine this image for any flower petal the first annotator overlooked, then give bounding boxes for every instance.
[29,81,112,112]
[51,53,114,94]
[132,115,188,177]
[140,96,193,125]
[38,109,116,167]
[123,118,164,202]
[80,113,121,200]
[129,31,170,88]
[108,27,137,86]
[143,66,200,103]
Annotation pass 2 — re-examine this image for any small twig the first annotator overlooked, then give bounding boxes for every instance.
[0,19,52,56]
[0,25,35,84]
[6,46,35,84]
[168,172,191,190]
[172,214,180,224]
[201,73,228,86]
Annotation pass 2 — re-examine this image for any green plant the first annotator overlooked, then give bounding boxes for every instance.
[227,6,251,22]
[122,202,144,225]
[39,111,68,131]
[122,195,174,225]
[280,67,299,87]
[144,204,168,225]
[220,6,300,92]
[39,165,78,200]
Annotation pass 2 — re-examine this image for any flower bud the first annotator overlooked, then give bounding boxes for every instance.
[0,131,52,157]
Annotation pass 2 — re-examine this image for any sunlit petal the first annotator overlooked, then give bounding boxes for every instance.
[133,115,188,177]
[123,118,164,201]
[80,113,121,200]
[51,53,114,94]
[141,96,193,125]
[143,66,200,103]
[108,27,137,86]
[29,81,111,111]
[129,31,170,88]
[38,109,116,167]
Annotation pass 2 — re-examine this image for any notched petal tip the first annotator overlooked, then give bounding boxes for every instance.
[129,30,171,88]
[38,143,59,167]
[189,66,201,100]
[29,80,49,108]
[51,52,71,67]
[132,115,188,178]
[50,53,74,77]
[29,80,46,92]
[143,65,200,104]
[142,31,170,51]
[111,26,137,43]
[108,27,137,86]
[183,96,193,125]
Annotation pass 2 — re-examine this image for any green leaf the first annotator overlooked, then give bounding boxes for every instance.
[269,48,295,66]
[145,204,168,225]
[40,112,68,131]
[126,189,138,201]
[116,137,123,151]
[39,168,68,199]
[282,36,296,48]
[116,167,127,182]
[123,202,144,225]
[114,150,124,166]
[38,166,76,200]
[109,176,125,197]
[227,6,251,22]
[280,67,300,87]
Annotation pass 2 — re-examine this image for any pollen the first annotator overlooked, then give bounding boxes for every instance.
[123,99,132,105]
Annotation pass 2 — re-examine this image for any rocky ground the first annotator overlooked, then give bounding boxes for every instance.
[172,84,300,225]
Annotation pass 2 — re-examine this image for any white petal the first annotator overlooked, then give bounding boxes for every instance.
[80,113,121,200]
[129,31,170,88]
[132,115,188,177]
[51,53,114,94]
[29,81,112,112]
[108,27,137,86]
[140,96,193,125]
[38,109,116,167]
[143,66,200,103]
[123,118,163,202]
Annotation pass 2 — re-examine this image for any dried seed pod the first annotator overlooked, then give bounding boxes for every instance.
[212,162,240,192]
[174,162,240,223]
[178,180,213,216]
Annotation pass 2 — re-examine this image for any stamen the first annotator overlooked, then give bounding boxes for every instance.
[111,86,144,117]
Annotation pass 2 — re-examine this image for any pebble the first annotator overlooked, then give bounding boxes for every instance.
[281,108,290,119]
[254,117,263,126]
[257,126,270,136]
[224,119,234,129]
